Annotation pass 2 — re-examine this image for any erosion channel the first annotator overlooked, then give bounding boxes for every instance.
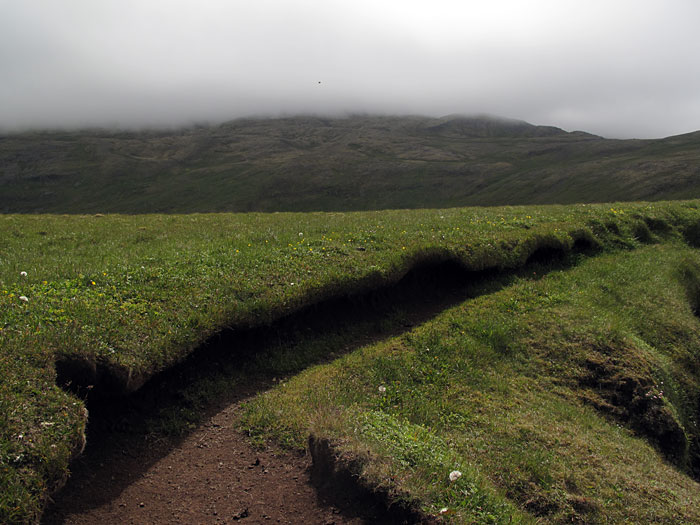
[43,248,586,524]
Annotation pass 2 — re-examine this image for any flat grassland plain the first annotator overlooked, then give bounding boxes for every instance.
[4,201,700,523]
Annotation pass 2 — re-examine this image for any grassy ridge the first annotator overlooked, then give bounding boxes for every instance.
[243,243,700,523]
[2,200,700,522]
[2,115,700,213]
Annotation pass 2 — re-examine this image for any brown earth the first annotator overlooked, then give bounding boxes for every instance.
[42,395,376,525]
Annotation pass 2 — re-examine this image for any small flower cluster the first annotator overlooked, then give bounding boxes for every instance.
[18,271,29,302]
[645,381,664,400]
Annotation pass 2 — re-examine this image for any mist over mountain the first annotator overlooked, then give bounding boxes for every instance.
[2,2,700,139]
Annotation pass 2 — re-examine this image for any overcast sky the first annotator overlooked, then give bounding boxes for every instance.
[1,0,699,138]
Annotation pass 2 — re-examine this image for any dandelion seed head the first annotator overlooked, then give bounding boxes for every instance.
[378,385,386,393]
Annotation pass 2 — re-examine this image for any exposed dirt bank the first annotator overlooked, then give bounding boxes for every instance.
[43,396,390,524]
[55,237,590,399]
[44,253,584,524]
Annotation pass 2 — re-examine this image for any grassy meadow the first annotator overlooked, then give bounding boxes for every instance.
[3,200,700,522]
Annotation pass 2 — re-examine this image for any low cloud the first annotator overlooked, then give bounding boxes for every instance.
[1,0,699,138]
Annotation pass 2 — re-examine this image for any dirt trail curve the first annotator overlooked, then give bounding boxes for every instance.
[43,394,372,525]
[42,258,567,524]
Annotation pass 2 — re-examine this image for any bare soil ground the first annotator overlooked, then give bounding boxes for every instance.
[43,394,373,525]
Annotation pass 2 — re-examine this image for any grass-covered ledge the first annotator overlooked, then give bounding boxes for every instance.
[2,199,700,522]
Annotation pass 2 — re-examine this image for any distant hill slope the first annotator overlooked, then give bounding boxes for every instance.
[1,115,699,213]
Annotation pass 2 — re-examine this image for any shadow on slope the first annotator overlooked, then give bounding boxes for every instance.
[43,244,585,524]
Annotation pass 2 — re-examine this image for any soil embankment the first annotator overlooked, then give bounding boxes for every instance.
[44,254,582,524]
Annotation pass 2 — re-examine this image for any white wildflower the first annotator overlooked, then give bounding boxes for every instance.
[20,271,27,277]
[19,296,29,302]
[378,385,386,393]
[449,470,462,482]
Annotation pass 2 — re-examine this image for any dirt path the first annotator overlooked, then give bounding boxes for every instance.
[43,397,368,525]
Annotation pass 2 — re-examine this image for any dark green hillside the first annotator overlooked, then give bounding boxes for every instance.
[1,115,699,213]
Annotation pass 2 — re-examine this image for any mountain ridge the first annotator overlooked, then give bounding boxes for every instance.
[1,114,698,213]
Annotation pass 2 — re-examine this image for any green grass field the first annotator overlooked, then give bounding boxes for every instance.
[3,200,700,522]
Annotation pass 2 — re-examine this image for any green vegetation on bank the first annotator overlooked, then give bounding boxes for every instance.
[243,241,700,523]
[2,115,700,214]
[2,200,700,522]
